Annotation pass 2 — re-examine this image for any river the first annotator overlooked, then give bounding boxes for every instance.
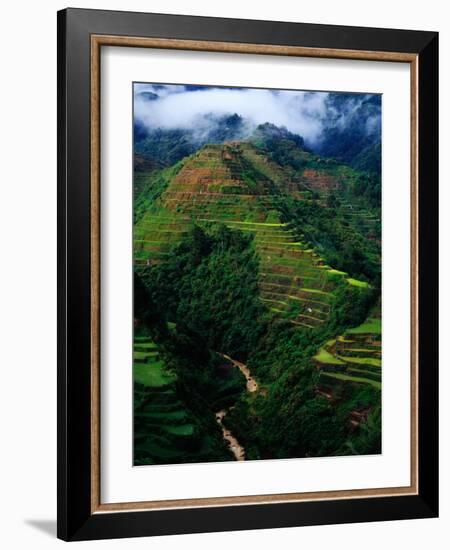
[215,354,259,461]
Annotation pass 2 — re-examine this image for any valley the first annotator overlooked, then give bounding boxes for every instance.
[133,112,382,464]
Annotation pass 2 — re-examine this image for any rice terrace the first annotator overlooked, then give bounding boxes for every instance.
[133,83,382,465]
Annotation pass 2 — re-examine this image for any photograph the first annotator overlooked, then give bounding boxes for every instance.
[52,4,438,542]
[0,0,442,546]
[132,83,382,466]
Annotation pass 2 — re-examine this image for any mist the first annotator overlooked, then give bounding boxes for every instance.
[133,84,381,148]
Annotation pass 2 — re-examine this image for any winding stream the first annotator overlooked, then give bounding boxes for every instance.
[222,354,259,393]
[215,408,245,461]
[215,354,259,461]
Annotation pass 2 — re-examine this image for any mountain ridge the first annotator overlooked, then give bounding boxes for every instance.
[134,140,379,330]
[134,110,381,175]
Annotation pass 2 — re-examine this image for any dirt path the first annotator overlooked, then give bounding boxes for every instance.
[215,354,260,461]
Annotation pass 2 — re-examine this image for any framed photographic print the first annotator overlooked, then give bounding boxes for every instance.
[57,8,438,541]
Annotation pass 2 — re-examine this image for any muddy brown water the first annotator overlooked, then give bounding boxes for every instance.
[222,354,259,393]
[215,408,245,461]
[215,354,259,461]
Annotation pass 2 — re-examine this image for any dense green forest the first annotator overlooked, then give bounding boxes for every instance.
[132,121,382,465]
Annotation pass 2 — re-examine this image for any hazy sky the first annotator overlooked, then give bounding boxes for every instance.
[133,83,380,146]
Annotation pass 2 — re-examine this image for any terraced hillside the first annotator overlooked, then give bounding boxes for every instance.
[314,317,381,391]
[133,336,200,465]
[132,86,383,463]
[133,334,247,464]
[134,142,371,329]
[302,167,381,242]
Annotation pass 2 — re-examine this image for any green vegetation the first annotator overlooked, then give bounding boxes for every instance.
[133,285,247,465]
[340,356,381,367]
[281,198,380,286]
[314,314,382,398]
[347,278,370,288]
[314,348,345,365]
[139,224,265,358]
[133,135,382,464]
[133,335,204,465]
[134,160,186,223]
[347,318,381,334]
[134,359,175,387]
[351,142,382,178]
[321,372,381,390]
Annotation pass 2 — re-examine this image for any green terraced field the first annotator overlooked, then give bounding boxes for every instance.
[347,318,381,334]
[337,356,381,368]
[347,278,370,288]
[133,359,175,387]
[134,142,371,329]
[133,335,241,465]
[314,348,345,366]
[133,336,202,464]
[163,424,195,436]
[321,371,381,390]
[315,316,382,390]
[137,410,187,421]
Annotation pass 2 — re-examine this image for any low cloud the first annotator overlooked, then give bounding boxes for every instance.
[134,84,379,146]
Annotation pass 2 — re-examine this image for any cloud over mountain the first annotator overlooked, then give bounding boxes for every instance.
[134,83,381,168]
[134,84,338,145]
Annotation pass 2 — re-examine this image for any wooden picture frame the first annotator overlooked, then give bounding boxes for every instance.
[57,7,438,541]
